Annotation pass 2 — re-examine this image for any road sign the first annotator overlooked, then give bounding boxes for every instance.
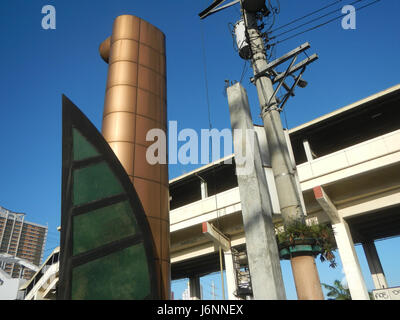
[373,287,400,300]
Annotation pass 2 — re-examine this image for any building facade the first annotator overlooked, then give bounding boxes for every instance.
[0,206,48,280]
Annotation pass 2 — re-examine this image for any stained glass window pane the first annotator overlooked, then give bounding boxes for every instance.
[72,201,138,256]
[73,129,100,161]
[71,244,150,300]
[73,162,124,206]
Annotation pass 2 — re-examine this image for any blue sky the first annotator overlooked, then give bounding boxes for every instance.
[0,0,399,300]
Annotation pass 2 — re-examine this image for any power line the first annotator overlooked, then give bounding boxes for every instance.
[239,60,249,83]
[200,18,226,300]
[270,0,343,33]
[271,0,364,40]
[267,0,281,14]
[264,0,280,32]
[200,21,213,131]
[271,0,381,45]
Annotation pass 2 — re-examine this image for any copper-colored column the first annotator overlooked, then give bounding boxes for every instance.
[99,15,170,299]
[291,255,325,300]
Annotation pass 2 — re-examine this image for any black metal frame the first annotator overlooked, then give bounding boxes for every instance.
[199,0,241,19]
[58,95,159,300]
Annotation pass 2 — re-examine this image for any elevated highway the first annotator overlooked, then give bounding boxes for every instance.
[169,85,400,299]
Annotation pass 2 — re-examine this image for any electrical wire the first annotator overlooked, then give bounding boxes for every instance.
[228,22,239,53]
[200,19,226,300]
[264,0,280,31]
[200,21,213,131]
[270,0,343,34]
[267,42,277,61]
[270,0,364,40]
[265,12,277,32]
[283,104,289,129]
[267,0,280,14]
[239,60,249,83]
[270,0,381,45]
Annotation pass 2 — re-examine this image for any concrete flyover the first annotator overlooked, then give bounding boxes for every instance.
[169,84,400,300]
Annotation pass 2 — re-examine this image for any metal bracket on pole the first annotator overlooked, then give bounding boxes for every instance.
[256,47,318,114]
[278,66,307,111]
[199,0,241,19]
[266,54,298,108]
[251,42,311,82]
[272,54,318,84]
[270,69,295,97]
[250,41,317,113]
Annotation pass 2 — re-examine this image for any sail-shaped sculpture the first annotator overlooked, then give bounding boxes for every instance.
[58,95,159,300]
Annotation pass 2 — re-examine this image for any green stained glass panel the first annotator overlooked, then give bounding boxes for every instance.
[71,244,150,300]
[73,201,139,256]
[73,162,124,206]
[73,129,100,161]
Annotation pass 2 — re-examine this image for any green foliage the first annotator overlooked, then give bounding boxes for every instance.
[322,280,352,300]
[322,280,375,300]
[276,220,338,268]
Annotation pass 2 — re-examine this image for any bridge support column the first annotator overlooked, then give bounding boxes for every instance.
[189,276,201,300]
[223,250,240,300]
[332,221,370,300]
[362,240,388,290]
[314,185,369,300]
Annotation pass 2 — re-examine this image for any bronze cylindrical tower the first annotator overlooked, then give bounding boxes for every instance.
[99,15,169,299]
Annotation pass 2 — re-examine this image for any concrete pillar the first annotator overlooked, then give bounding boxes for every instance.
[18,266,24,279]
[224,250,240,300]
[362,240,388,289]
[189,276,201,300]
[291,255,324,300]
[302,139,314,162]
[332,221,370,300]
[200,180,208,199]
[227,83,286,300]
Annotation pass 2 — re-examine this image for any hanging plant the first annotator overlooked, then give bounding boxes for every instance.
[276,220,338,269]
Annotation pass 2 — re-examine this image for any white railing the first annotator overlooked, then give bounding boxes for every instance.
[24,262,59,300]
[170,187,241,227]
[170,129,400,230]
[297,129,400,182]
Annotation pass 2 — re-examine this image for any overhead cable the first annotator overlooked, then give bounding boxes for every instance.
[270,0,343,34]
[270,0,381,45]
[270,0,364,40]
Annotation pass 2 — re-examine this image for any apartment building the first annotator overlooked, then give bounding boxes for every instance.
[0,206,48,280]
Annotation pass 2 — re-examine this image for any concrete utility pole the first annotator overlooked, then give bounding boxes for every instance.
[243,11,304,226]
[227,83,286,300]
[242,8,324,300]
[199,0,323,300]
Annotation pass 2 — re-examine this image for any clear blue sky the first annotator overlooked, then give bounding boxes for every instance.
[0,0,399,300]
